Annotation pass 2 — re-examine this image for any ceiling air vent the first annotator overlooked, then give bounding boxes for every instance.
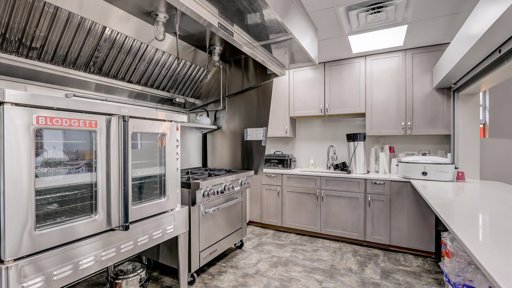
[337,0,413,34]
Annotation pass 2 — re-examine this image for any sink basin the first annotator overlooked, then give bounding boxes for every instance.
[298,169,348,175]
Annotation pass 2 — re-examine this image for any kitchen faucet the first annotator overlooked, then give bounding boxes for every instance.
[326,145,338,170]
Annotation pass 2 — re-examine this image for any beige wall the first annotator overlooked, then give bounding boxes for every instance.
[267,116,451,169]
[455,91,480,179]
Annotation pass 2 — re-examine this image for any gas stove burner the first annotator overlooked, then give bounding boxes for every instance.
[180,168,239,186]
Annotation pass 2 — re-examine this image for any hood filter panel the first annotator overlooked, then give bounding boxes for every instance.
[0,0,209,99]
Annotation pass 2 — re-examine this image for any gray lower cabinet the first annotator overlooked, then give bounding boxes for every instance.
[261,185,282,226]
[390,182,436,252]
[321,190,365,240]
[366,194,391,244]
[282,186,321,232]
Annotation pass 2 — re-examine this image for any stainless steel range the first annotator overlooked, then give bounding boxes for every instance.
[180,167,253,284]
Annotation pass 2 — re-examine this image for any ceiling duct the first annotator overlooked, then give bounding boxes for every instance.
[337,0,413,35]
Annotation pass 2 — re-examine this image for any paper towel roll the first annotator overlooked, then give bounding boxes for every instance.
[379,152,389,175]
[369,147,376,173]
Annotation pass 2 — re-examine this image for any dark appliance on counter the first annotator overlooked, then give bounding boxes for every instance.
[264,151,296,169]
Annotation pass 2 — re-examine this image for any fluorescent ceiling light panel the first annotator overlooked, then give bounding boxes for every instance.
[348,25,408,53]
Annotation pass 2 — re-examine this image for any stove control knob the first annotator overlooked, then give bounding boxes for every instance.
[229,184,235,190]
[219,185,226,194]
[239,178,246,187]
[209,189,216,197]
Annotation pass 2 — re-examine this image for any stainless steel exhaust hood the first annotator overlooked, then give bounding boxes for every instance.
[0,0,317,110]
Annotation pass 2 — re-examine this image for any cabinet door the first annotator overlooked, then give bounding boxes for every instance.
[321,190,365,240]
[282,187,321,232]
[261,185,282,226]
[390,182,435,252]
[366,51,406,135]
[366,194,390,244]
[289,64,325,117]
[406,45,451,135]
[325,57,365,115]
[268,71,295,137]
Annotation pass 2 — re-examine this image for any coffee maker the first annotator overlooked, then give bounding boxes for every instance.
[346,133,367,174]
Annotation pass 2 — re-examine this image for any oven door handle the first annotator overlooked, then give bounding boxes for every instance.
[201,198,242,216]
[118,115,130,231]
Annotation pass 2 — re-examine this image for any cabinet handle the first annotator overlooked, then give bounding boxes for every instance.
[371,181,385,185]
[401,122,405,134]
[407,122,412,134]
[277,187,281,197]
[320,104,323,114]
[321,191,325,202]
[316,190,319,201]
[265,174,276,178]
[368,195,371,207]
[326,105,329,113]
[285,125,288,135]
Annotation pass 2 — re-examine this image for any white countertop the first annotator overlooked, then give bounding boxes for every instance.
[263,168,409,182]
[411,179,512,288]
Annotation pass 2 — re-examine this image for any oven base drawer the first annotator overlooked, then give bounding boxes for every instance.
[199,229,243,268]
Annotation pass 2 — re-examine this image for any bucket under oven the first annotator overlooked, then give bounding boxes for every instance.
[199,192,242,251]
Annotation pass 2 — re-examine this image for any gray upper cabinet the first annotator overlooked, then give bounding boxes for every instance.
[261,184,282,226]
[268,71,296,137]
[366,51,407,135]
[366,45,451,136]
[289,64,325,117]
[390,182,436,252]
[321,190,365,240]
[366,193,391,244]
[325,57,366,115]
[406,45,451,135]
[282,186,321,232]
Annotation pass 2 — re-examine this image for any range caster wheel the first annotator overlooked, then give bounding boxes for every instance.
[234,240,244,249]
[188,272,197,286]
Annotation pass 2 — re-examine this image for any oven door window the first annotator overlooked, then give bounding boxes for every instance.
[131,132,166,205]
[34,129,98,230]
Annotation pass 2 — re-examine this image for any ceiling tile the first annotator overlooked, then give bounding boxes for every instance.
[318,37,352,62]
[410,0,479,21]
[310,9,344,40]
[404,11,471,48]
[300,0,335,12]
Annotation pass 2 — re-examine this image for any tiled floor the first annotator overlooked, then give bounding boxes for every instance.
[73,225,444,287]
